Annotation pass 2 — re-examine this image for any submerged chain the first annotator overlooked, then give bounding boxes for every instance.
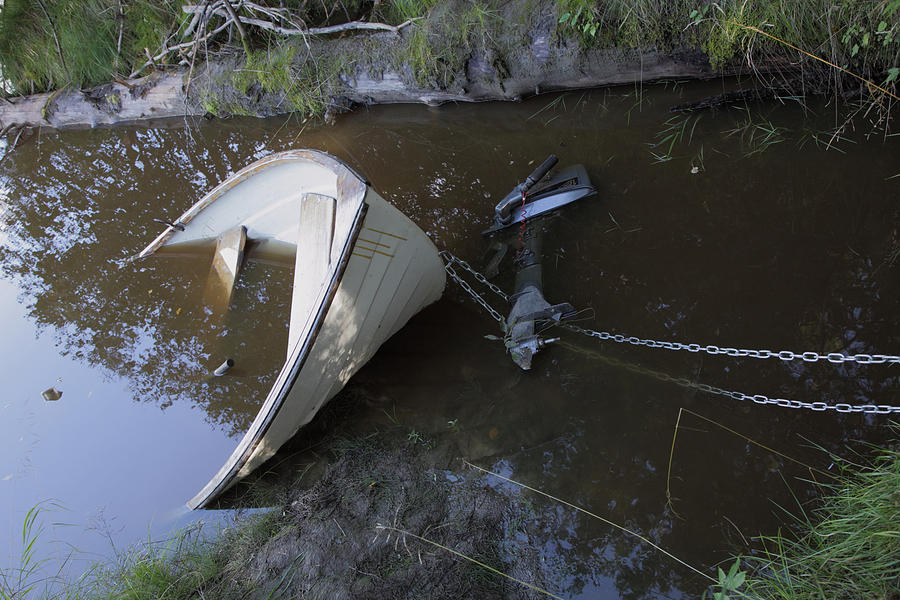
[561,323,900,366]
[440,251,508,326]
[557,340,900,414]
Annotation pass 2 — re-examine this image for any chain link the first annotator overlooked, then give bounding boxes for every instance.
[441,252,507,326]
[560,323,900,366]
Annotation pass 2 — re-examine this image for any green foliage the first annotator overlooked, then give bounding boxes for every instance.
[0,0,121,94]
[702,559,747,600]
[557,0,602,44]
[688,0,900,81]
[556,0,701,49]
[735,440,900,599]
[551,0,899,96]
[123,0,180,66]
[231,41,343,118]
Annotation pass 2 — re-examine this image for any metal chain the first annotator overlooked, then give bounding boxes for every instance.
[440,251,900,414]
[440,251,509,301]
[557,339,900,415]
[561,323,900,366]
[440,251,508,326]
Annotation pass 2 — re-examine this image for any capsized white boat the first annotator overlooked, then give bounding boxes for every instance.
[138,150,445,509]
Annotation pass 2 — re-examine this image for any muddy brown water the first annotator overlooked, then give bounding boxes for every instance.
[1,81,899,598]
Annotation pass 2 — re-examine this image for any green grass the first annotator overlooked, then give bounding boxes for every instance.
[723,108,786,157]
[0,0,118,94]
[1,503,51,599]
[226,39,346,118]
[650,114,702,162]
[0,507,291,600]
[395,0,506,88]
[555,0,900,100]
[709,439,900,599]
[122,0,181,67]
[384,0,439,23]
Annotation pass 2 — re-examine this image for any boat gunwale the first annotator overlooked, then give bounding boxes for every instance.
[136,149,361,259]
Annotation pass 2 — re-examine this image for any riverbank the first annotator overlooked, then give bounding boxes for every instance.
[4,430,560,599]
[0,0,896,130]
[6,429,898,599]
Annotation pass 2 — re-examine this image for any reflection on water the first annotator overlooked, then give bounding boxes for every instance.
[1,82,899,597]
[0,130,294,434]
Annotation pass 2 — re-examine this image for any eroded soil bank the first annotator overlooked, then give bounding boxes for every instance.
[0,0,732,130]
[226,436,553,599]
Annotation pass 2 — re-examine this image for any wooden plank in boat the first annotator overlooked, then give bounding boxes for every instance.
[203,225,247,312]
[288,193,336,353]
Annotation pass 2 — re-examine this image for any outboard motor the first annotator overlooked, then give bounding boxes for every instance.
[483,155,597,370]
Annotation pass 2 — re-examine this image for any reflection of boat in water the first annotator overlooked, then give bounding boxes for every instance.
[138,150,445,509]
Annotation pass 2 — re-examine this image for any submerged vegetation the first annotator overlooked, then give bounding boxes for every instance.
[1,435,556,599]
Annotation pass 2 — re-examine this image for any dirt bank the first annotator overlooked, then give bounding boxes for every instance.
[0,0,730,131]
[214,435,555,599]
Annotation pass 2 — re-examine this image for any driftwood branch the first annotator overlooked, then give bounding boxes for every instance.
[129,17,232,78]
[131,1,420,79]
[181,3,420,36]
[220,0,250,54]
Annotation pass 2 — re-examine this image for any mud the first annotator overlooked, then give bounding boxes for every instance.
[228,436,551,599]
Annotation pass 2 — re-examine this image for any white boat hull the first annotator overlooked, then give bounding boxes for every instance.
[188,189,444,509]
[136,150,445,509]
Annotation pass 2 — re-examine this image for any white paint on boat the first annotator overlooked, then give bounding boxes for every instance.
[137,150,445,509]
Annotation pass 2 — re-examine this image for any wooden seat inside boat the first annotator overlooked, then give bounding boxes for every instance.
[288,193,337,353]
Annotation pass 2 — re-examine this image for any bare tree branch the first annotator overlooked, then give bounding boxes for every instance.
[131,1,420,80]
[130,17,233,79]
[220,0,250,54]
[181,4,421,36]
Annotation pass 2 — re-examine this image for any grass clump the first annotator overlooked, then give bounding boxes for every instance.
[382,0,440,23]
[227,40,345,118]
[0,0,120,95]
[710,439,900,599]
[0,0,187,95]
[122,0,182,67]
[394,0,506,89]
[555,0,900,101]
[690,0,900,98]
[0,508,289,600]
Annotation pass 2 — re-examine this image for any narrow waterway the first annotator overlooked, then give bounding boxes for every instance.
[1,80,898,598]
